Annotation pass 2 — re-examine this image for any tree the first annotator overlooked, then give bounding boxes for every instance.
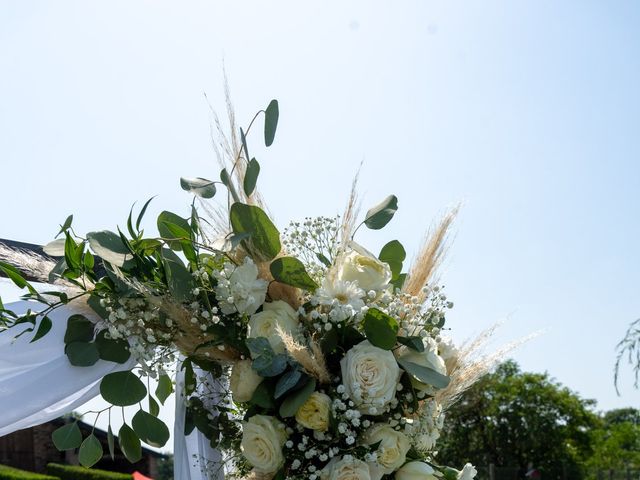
[156,454,173,480]
[585,408,640,473]
[614,319,640,392]
[437,361,599,480]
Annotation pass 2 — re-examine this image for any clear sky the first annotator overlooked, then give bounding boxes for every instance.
[1,1,639,452]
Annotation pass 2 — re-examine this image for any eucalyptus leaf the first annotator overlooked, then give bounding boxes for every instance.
[65,342,100,367]
[250,381,275,408]
[43,238,66,257]
[132,409,170,447]
[364,195,398,230]
[398,358,451,389]
[87,231,132,267]
[362,308,399,350]
[64,314,95,344]
[156,373,173,405]
[180,177,217,199]
[107,425,115,460]
[264,99,279,147]
[149,395,160,417]
[378,240,406,279]
[95,330,131,364]
[56,214,74,238]
[100,371,147,406]
[243,158,260,197]
[279,378,316,418]
[274,370,303,399]
[52,422,82,451]
[78,434,103,468]
[397,336,425,352]
[118,424,142,463]
[270,256,318,291]
[157,211,192,252]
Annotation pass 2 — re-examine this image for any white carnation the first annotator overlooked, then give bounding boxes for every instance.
[215,258,268,315]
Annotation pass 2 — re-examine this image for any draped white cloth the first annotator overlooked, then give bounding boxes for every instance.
[0,301,223,480]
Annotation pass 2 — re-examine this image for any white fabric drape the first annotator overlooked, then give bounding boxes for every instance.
[0,301,224,480]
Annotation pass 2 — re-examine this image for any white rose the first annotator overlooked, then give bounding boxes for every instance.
[230,359,263,403]
[399,338,447,393]
[248,300,299,354]
[216,258,268,315]
[336,243,392,292]
[241,415,287,475]
[340,341,401,413]
[396,462,439,480]
[364,424,411,474]
[295,392,332,431]
[322,457,378,480]
[458,464,478,480]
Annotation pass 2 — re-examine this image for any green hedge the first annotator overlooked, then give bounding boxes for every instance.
[0,465,59,480]
[45,465,130,480]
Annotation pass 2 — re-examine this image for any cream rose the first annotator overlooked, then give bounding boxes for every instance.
[365,424,411,474]
[248,300,299,353]
[398,338,447,393]
[395,462,439,480]
[241,415,287,475]
[295,392,331,431]
[230,359,263,403]
[323,457,376,480]
[340,341,401,414]
[336,243,392,292]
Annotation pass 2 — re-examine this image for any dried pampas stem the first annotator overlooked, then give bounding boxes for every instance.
[435,324,542,410]
[339,169,361,254]
[0,243,57,284]
[276,325,331,384]
[403,205,459,300]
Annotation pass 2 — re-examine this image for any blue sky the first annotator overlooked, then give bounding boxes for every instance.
[1,1,639,450]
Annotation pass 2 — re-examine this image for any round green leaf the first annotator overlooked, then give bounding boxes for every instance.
[65,342,100,367]
[362,308,399,350]
[132,410,170,448]
[155,373,173,405]
[87,230,132,267]
[364,195,398,230]
[118,424,142,463]
[378,240,406,279]
[100,371,147,406]
[270,256,318,291]
[78,434,103,468]
[95,330,131,364]
[64,314,95,344]
[52,422,82,451]
[398,358,451,389]
[180,177,217,199]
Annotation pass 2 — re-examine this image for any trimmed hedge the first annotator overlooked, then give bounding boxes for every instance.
[0,465,59,480]
[45,465,130,480]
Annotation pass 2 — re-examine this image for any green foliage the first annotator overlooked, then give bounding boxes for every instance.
[0,465,58,480]
[397,358,450,389]
[584,408,640,474]
[378,240,406,279]
[78,434,103,468]
[362,308,398,350]
[156,455,174,480]
[243,158,260,196]
[52,422,82,451]
[264,99,279,147]
[180,177,217,199]
[46,463,131,480]
[363,195,398,230]
[229,203,281,260]
[118,424,142,463]
[270,257,318,291]
[100,371,147,407]
[131,409,170,448]
[438,360,599,478]
[279,378,316,418]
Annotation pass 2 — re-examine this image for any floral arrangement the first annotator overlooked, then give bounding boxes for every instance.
[0,99,479,480]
